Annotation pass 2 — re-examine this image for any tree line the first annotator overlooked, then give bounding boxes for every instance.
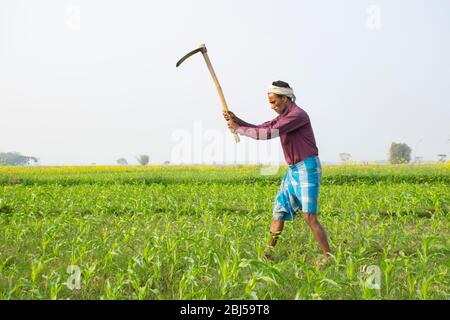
[1,142,447,166]
[340,143,447,164]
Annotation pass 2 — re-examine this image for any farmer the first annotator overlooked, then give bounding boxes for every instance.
[223,81,331,261]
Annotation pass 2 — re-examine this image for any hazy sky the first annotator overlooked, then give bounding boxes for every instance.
[1,0,449,165]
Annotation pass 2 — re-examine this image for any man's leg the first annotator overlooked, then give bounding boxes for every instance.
[264,217,285,259]
[303,213,331,255]
[269,217,285,248]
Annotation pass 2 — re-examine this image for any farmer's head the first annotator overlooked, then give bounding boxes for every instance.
[268,80,296,115]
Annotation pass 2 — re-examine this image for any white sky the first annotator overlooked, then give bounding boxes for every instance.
[1,0,449,165]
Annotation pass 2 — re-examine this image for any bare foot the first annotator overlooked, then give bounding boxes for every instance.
[315,253,333,269]
[263,246,275,261]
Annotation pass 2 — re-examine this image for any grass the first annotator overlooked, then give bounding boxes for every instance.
[0,164,448,299]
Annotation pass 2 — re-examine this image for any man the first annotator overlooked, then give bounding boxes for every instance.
[223,81,331,261]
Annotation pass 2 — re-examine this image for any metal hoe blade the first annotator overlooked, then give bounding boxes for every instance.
[176,44,207,68]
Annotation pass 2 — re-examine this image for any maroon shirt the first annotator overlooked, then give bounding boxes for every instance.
[235,102,319,165]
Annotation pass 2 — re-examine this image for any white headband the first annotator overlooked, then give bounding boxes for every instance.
[268,85,296,102]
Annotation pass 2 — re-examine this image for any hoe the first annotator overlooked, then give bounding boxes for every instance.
[176,44,240,143]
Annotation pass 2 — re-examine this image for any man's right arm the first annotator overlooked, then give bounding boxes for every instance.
[223,111,255,128]
[237,109,308,140]
[223,111,272,128]
[224,111,280,140]
[234,115,258,128]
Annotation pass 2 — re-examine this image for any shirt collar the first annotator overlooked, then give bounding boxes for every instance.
[280,101,295,116]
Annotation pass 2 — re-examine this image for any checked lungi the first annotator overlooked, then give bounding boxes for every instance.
[272,156,322,221]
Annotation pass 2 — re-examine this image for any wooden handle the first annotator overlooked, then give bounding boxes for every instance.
[201,51,240,143]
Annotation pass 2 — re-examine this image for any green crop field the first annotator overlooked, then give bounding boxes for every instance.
[0,164,449,300]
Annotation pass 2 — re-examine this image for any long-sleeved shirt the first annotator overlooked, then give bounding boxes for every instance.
[235,102,319,165]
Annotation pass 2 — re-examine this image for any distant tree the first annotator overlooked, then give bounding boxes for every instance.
[389,143,412,164]
[0,152,38,166]
[339,153,352,164]
[117,158,128,165]
[437,154,447,163]
[163,160,171,165]
[413,156,424,164]
[136,155,149,166]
